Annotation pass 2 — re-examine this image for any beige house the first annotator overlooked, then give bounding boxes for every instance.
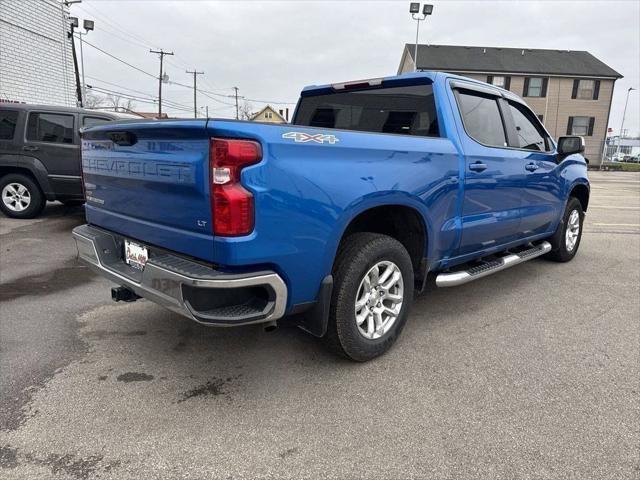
[251,105,287,123]
[398,44,623,164]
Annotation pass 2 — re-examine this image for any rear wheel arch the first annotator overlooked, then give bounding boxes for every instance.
[335,204,429,282]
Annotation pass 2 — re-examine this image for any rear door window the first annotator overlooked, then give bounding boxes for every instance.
[83,116,112,128]
[26,112,74,144]
[0,110,19,140]
[294,84,439,137]
[455,90,507,148]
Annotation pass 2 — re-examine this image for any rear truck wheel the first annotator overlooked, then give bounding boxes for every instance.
[546,197,584,262]
[324,232,414,362]
[0,174,45,219]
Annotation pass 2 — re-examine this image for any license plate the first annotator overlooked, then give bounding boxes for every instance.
[124,240,148,270]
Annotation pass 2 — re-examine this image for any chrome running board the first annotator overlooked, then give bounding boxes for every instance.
[435,241,552,288]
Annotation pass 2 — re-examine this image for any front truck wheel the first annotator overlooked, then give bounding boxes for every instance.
[324,233,414,362]
[546,196,584,262]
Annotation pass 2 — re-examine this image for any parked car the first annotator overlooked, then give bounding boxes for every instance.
[0,104,120,218]
[73,71,589,361]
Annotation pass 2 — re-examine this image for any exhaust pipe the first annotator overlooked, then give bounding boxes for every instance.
[111,286,140,303]
[263,320,278,333]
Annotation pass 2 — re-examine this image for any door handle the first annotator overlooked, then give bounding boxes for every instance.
[469,162,488,172]
[22,145,39,152]
[525,162,539,172]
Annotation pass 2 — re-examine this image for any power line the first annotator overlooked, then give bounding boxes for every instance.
[86,85,193,113]
[80,37,156,79]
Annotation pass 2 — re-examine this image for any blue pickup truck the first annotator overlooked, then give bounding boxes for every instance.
[73,71,589,361]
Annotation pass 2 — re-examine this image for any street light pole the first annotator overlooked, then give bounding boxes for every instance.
[409,3,433,72]
[78,20,94,104]
[615,87,636,160]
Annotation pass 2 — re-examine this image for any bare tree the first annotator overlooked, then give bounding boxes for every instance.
[84,92,107,109]
[238,101,254,121]
[105,95,136,113]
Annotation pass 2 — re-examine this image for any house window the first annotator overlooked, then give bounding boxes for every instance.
[572,79,600,100]
[524,77,546,97]
[568,116,595,136]
[265,111,273,119]
[486,75,510,90]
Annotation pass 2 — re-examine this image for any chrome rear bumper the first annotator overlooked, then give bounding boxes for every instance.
[72,224,287,326]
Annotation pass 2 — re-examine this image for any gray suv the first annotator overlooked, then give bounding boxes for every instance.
[0,104,119,218]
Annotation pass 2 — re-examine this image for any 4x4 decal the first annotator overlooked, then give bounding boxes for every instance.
[282,131,339,144]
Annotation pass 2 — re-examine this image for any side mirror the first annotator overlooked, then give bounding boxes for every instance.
[557,136,585,156]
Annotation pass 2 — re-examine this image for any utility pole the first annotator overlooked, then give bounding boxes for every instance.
[150,49,173,118]
[233,87,239,120]
[186,69,204,118]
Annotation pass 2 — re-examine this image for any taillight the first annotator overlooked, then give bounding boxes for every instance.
[210,138,262,236]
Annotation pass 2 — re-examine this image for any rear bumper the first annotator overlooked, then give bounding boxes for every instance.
[72,224,287,327]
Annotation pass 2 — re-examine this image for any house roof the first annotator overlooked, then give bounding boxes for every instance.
[402,44,623,78]
[250,105,287,122]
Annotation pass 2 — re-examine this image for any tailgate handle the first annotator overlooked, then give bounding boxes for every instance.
[109,131,137,146]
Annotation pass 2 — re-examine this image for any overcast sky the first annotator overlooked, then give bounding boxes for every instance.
[72,0,639,135]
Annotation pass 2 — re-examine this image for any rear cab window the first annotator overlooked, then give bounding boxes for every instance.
[0,109,20,140]
[293,84,440,137]
[26,112,75,144]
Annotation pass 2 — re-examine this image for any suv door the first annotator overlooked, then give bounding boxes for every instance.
[452,84,523,256]
[502,99,563,237]
[23,110,82,198]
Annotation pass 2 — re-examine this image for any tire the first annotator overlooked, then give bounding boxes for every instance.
[545,197,584,262]
[0,174,46,219]
[324,232,414,362]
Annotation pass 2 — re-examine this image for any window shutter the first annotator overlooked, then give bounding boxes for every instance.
[567,117,574,135]
[588,117,595,136]
[487,75,493,84]
[541,78,549,97]
[523,77,530,97]
[504,77,511,90]
[593,80,601,100]
[571,79,579,99]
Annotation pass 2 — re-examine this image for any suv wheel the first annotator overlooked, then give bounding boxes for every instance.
[545,196,584,262]
[324,232,414,361]
[0,174,46,219]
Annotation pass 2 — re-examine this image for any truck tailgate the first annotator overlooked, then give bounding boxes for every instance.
[81,120,214,261]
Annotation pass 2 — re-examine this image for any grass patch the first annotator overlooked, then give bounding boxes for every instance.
[596,162,640,172]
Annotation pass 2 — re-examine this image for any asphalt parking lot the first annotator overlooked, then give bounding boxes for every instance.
[1,171,638,479]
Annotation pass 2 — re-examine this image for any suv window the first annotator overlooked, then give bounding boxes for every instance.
[456,90,506,147]
[26,112,74,144]
[83,116,112,128]
[507,101,550,151]
[294,84,439,137]
[0,109,19,140]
